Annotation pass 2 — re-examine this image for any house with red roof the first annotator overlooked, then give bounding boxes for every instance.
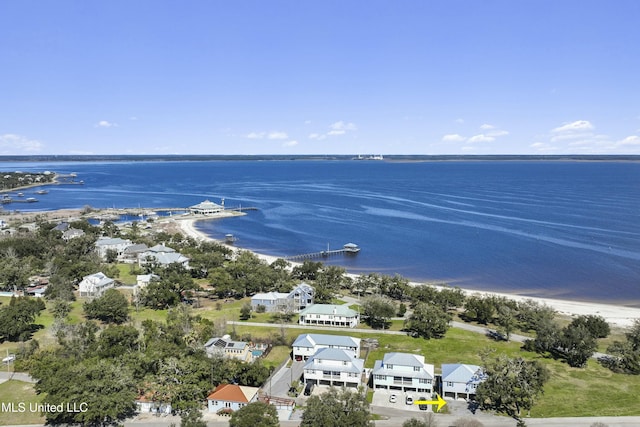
[206,384,259,414]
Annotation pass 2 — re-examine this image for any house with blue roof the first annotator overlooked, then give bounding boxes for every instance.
[441,363,486,400]
[371,352,435,394]
[292,333,361,361]
[302,347,365,388]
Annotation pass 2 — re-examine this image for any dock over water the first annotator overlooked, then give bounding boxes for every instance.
[284,243,360,261]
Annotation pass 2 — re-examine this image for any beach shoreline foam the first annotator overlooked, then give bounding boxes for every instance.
[178,217,640,329]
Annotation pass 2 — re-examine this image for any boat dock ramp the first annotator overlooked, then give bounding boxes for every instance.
[284,243,360,261]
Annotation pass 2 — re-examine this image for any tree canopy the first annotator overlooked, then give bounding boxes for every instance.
[229,401,279,427]
[301,387,373,427]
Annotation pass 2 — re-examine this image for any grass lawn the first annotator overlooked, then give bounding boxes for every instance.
[262,345,291,369]
[0,380,45,426]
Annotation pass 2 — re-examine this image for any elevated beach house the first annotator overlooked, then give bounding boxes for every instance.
[207,384,259,414]
[292,333,361,361]
[371,352,435,394]
[298,304,359,328]
[302,347,365,388]
[251,282,314,313]
[78,272,115,298]
[441,363,486,400]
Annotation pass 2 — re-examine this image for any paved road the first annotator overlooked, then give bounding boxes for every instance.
[0,371,36,383]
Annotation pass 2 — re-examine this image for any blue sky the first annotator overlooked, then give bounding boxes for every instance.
[1,0,639,155]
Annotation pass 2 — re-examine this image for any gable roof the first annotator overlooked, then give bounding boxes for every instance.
[382,352,425,367]
[206,384,259,403]
[292,333,360,349]
[303,348,364,373]
[299,304,358,317]
[441,363,484,383]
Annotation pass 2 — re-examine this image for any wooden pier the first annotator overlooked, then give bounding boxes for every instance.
[284,243,360,261]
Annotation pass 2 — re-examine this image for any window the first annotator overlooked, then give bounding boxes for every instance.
[413,366,420,372]
[447,382,454,387]
[419,379,432,385]
[387,364,394,369]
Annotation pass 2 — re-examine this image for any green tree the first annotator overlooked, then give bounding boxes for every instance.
[84,288,129,324]
[291,260,323,281]
[403,414,439,427]
[229,401,279,427]
[314,265,346,303]
[516,299,556,332]
[97,325,139,358]
[404,302,451,339]
[361,295,396,329]
[627,319,640,351]
[495,304,518,341]
[463,295,495,324]
[301,387,373,427]
[476,353,549,420]
[239,303,252,320]
[569,315,610,339]
[559,324,597,368]
[0,297,45,341]
[180,408,208,427]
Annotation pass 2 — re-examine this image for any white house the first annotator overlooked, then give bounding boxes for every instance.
[122,243,149,263]
[95,237,133,260]
[251,282,315,313]
[207,384,259,414]
[292,333,361,361]
[138,244,189,268]
[62,228,85,241]
[371,352,435,394]
[189,199,224,215]
[135,393,172,415]
[441,363,486,400]
[204,335,253,362]
[303,347,365,388]
[78,272,115,298]
[298,304,359,328]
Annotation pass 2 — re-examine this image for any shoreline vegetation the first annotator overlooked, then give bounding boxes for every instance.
[2,205,639,328]
[177,216,640,329]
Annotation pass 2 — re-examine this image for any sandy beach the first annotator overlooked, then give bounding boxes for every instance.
[176,217,640,329]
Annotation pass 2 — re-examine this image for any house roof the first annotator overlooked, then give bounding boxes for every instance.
[252,291,289,301]
[95,237,132,246]
[303,348,364,373]
[382,352,425,367]
[190,199,223,210]
[147,244,176,253]
[371,358,434,380]
[205,337,248,351]
[206,384,259,403]
[292,333,360,349]
[299,304,358,317]
[124,243,149,254]
[441,364,484,384]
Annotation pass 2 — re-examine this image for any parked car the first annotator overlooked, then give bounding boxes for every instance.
[418,396,428,410]
[303,382,315,396]
[405,394,414,405]
[389,393,397,403]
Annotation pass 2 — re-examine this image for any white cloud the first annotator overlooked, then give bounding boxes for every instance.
[0,134,43,154]
[282,140,298,147]
[468,134,495,143]
[442,134,466,142]
[480,123,495,130]
[96,120,117,128]
[615,135,640,147]
[267,131,288,140]
[246,132,266,139]
[309,120,357,140]
[552,120,593,133]
[330,121,357,132]
[486,129,509,137]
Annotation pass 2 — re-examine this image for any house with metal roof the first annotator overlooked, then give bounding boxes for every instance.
[251,282,314,313]
[298,303,359,328]
[78,272,116,298]
[204,335,252,362]
[441,363,486,400]
[95,236,133,260]
[206,384,259,414]
[292,333,361,361]
[189,199,224,215]
[371,352,435,394]
[137,244,190,268]
[302,347,365,388]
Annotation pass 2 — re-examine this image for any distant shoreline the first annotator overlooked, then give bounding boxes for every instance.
[1,154,639,163]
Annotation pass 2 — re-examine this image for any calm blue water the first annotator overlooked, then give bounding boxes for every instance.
[1,160,638,305]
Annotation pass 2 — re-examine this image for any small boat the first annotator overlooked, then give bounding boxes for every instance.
[35,189,49,195]
[225,234,237,244]
[26,197,38,203]
[1,196,12,204]
[17,192,24,197]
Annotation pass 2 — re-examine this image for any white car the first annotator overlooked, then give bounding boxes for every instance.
[405,395,414,405]
[389,393,397,403]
